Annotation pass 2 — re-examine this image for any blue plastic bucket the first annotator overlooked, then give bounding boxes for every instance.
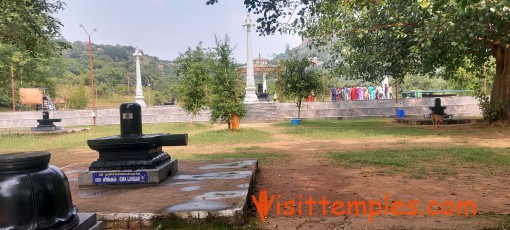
[397,109,405,118]
[291,119,301,126]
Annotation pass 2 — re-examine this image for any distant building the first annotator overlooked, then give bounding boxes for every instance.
[253,54,269,67]
[308,56,323,66]
[238,53,275,75]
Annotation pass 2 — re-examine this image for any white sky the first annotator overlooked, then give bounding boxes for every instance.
[55,0,303,63]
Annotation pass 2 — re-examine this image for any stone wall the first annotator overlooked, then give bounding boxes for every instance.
[0,96,481,129]
[273,96,481,120]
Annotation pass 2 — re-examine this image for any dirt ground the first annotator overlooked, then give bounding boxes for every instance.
[223,122,510,229]
[49,121,510,229]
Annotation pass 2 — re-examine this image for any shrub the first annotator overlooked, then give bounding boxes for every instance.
[68,85,89,109]
[478,96,506,122]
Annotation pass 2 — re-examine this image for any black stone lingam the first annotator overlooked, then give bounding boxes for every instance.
[0,151,79,229]
[87,103,187,171]
[32,111,62,131]
[429,98,447,115]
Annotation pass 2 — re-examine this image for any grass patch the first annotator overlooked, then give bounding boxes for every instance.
[189,128,273,146]
[0,123,273,157]
[328,147,510,179]
[276,119,463,139]
[0,123,210,153]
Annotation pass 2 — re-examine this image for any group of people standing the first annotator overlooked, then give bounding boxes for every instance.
[330,84,393,101]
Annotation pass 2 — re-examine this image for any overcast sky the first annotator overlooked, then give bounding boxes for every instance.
[55,0,303,63]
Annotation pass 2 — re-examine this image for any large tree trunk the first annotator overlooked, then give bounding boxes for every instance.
[490,43,510,120]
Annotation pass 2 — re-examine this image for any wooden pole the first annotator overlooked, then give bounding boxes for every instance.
[10,64,15,111]
[80,24,97,125]
[87,36,96,125]
[483,64,487,96]
[395,82,398,119]
[278,68,282,102]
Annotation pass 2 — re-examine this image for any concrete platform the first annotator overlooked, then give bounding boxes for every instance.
[64,159,258,229]
[76,213,105,230]
[395,117,480,125]
[78,159,178,186]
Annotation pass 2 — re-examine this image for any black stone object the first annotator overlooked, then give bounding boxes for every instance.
[120,103,142,136]
[429,98,447,115]
[87,102,187,171]
[33,111,62,131]
[0,151,79,230]
[257,93,269,101]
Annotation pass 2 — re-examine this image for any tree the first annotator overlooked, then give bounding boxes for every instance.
[278,53,322,118]
[206,0,510,121]
[0,0,68,109]
[68,77,89,109]
[174,43,211,124]
[0,0,67,57]
[209,35,246,130]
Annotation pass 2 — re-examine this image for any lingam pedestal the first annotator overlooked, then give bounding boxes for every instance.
[429,98,447,116]
[32,111,62,131]
[79,103,187,186]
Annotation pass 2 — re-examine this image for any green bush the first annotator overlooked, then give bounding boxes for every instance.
[478,96,506,122]
[68,85,89,109]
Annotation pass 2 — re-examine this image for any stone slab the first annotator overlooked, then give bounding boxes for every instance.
[64,159,257,229]
[76,212,105,230]
[78,159,178,186]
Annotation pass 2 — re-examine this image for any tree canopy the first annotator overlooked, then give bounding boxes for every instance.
[174,43,211,124]
[278,53,322,118]
[207,0,510,120]
[0,0,68,108]
[209,36,246,129]
[0,0,67,57]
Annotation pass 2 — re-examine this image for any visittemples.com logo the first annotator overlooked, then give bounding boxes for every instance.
[252,190,477,223]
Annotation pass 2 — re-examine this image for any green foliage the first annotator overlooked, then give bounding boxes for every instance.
[68,84,89,109]
[206,0,315,35]
[174,43,211,123]
[209,35,246,129]
[0,0,68,108]
[60,41,178,104]
[0,0,68,57]
[277,51,322,118]
[448,58,495,95]
[211,0,510,121]
[403,74,451,91]
[478,96,506,122]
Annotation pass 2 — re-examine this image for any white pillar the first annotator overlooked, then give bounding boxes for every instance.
[133,49,146,107]
[243,14,259,103]
[262,73,267,93]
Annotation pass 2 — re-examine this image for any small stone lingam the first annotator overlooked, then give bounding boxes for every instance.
[429,98,447,116]
[32,111,62,131]
[79,103,187,186]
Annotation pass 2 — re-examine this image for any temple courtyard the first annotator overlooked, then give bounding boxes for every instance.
[1,119,510,229]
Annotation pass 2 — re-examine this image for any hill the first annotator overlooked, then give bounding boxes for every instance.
[59,41,177,105]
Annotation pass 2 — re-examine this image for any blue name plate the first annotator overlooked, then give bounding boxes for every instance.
[92,171,148,185]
